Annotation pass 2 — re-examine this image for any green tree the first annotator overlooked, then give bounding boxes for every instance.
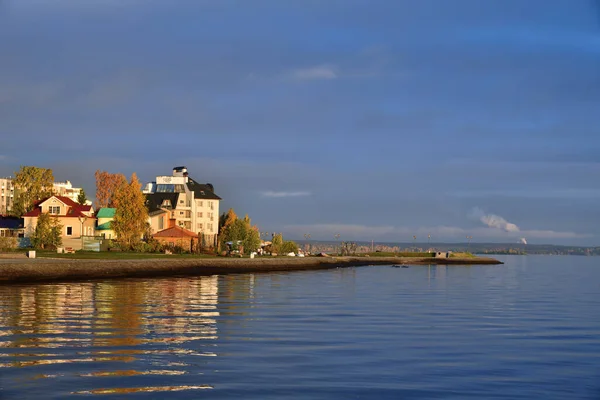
[77,189,87,205]
[31,213,63,250]
[12,166,54,217]
[281,240,299,254]
[218,209,262,255]
[270,233,283,255]
[241,215,261,255]
[111,173,149,250]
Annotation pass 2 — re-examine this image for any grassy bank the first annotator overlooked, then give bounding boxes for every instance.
[362,252,435,258]
[35,251,216,260]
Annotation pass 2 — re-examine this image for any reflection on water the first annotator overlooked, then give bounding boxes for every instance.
[0,275,229,397]
[0,259,599,399]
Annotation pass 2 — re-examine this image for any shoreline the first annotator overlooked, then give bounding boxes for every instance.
[0,255,502,284]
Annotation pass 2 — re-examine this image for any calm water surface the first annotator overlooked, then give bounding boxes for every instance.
[0,255,599,399]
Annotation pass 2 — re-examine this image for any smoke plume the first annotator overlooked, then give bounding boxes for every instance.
[520,238,527,245]
[470,207,520,233]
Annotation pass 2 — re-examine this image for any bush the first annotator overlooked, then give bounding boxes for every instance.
[281,240,299,254]
[0,237,18,251]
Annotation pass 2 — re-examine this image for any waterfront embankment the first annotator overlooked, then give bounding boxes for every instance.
[0,255,502,284]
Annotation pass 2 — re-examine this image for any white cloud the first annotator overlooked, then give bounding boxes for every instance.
[282,223,590,242]
[470,207,520,232]
[261,191,311,198]
[289,65,337,80]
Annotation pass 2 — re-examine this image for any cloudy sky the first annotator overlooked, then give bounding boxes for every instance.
[1,0,599,245]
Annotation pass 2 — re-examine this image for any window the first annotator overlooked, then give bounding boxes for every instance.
[66,226,73,236]
[49,206,60,214]
[197,223,203,230]
[199,201,203,207]
[198,212,203,218]
[158,217,164,230]
[179,199,184,204]
[180,211,184,216]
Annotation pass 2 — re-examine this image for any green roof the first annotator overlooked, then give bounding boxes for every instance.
[96,208,116,218]
[96,221,112,230]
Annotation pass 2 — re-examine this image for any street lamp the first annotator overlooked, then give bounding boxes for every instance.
[413,235,417,252]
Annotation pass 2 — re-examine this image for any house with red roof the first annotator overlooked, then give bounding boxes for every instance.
[23,195,96,250]
[152,225,198,252]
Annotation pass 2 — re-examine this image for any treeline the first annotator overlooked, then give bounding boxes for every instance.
[217,208,298,255]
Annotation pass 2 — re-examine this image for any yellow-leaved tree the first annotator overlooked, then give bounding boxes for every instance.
[111,173,149,250]
[12,166,54,217]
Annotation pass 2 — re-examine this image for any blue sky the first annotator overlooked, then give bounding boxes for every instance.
[1,0,599,245]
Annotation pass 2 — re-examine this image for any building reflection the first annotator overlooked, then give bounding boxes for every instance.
[0,275,226,369]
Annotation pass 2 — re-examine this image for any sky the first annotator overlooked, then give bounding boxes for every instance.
[1,0,599,245]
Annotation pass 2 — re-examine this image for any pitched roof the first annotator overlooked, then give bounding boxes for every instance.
[22,195,94,218]
[153,225,198,238]
[96,208,116,218]
[145,193,179,213]
[96,221,112,230]
[186,178,221,200]
[0,216,24,230]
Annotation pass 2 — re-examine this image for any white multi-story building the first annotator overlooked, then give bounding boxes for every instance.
[145,166,221,244]
[53,181,91,205]
[0,177,15,215]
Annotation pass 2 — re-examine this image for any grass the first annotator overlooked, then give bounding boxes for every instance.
[361,252,435,258]
[35,251,218,260]
[450,252,476,258]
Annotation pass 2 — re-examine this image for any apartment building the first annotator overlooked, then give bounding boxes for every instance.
[53,181,90,205]
[0,178,14,215]
[145,166,221,244]
[0,177,89,215]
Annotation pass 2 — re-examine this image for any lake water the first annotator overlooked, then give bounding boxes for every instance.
[0,255,599,399]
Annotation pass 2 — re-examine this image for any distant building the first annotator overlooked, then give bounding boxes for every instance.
[434,251,451,259]
[1,177,90,215]
[144,166,221,246]
[53,181,91,205]
[0,177,15,215]
[22,195,96,250]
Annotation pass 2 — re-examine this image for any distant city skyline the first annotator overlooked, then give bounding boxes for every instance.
[1,1,599,245]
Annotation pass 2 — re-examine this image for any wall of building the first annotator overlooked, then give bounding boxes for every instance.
[0,178,14,215]
[24,216,96,239]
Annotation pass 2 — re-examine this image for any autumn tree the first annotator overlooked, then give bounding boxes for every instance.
[11,166,54,217]
[94,170,128,209]
[30,213,63,250]
[77,189,87,205]
[218,209,261,255]
[111,173,149,250]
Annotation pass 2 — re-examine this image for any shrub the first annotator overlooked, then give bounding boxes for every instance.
[0,237,18,251]
[281,240,299,254]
